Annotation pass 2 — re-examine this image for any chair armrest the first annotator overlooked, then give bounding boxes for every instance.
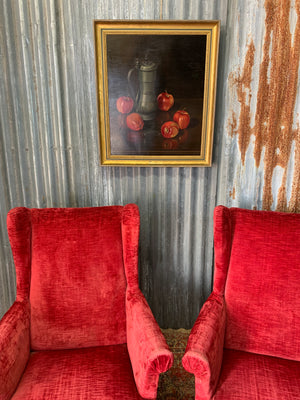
[182,292,226,400]
[126,289,173,399]
[0,301,30,400]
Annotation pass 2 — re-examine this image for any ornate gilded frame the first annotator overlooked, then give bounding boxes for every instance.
[94,20,220,166]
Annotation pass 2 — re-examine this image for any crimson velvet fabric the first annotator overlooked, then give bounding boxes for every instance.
[0,204,173,400]
[213,349,300,400]
[0,301,30,400]
[182,206,300,400]
[11,345,145,399]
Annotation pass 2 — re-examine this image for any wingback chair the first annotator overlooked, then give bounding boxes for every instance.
[0,204,173,399]
[182,206,300,399]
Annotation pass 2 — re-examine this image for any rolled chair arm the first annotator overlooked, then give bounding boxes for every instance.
[126,289,173,399]
[0,301,30,400]
[182,292,226,400]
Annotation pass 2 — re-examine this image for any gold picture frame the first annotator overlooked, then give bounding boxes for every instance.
[94,20,220,167]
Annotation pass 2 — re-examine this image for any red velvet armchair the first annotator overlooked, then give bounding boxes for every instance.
[0,204,173,399]
[182,206,300,399]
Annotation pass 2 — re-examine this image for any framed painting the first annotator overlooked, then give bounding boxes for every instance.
[94,20,220,166]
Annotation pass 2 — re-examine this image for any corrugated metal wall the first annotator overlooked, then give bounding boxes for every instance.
[1,0,299,328]
[217,0,300,212]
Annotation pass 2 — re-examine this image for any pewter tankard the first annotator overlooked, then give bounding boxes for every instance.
[128,57,158,120]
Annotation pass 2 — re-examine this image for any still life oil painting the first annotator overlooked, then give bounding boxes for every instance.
[94,20,220,166]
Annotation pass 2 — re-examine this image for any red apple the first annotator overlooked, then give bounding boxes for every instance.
[161,121,180,138]
[126,113,144,131]
[173,110,190,129]
[116,96,134,114]
[157,91,174,111]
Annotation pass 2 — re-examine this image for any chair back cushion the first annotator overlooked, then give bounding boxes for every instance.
[222,207,300,361]
[29,207,127,350]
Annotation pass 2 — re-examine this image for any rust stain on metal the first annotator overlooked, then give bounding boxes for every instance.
[229,40,255,164]
[228,0,300,212]
[229,187,236,199]
[227,109,238,137]
[289,124,300,211]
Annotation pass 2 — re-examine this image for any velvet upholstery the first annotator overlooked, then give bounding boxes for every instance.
[11,345,145,400]
[126,290,173,398]
[0,301,30,400]
[6,208,31,302]
[29,206,127,350]
[213,349,300,400]
[182,293,226,399]
[0,204,173,399]
[182,206,300,400]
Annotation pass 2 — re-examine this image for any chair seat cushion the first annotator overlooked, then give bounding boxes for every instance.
[11,344,144,399]
[214,349,300,400]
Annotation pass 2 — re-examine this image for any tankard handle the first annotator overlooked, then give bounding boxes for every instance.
[127,67,138,103]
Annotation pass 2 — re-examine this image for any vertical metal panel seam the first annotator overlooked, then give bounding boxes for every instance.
[54,0,76,206]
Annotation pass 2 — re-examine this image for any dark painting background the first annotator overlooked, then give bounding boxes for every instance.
[106,34,207,156]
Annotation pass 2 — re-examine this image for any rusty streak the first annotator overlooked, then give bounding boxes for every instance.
[229,186,236,200]
[229,0,300,212]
